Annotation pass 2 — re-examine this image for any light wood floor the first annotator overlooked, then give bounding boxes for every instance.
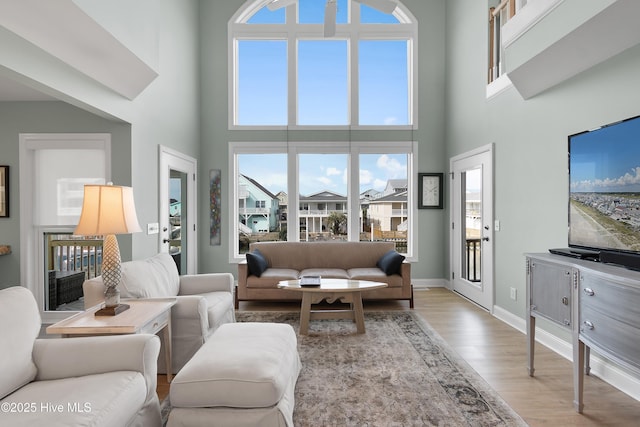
[158,288,640,425]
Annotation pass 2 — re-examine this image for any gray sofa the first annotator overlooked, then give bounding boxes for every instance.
[237,241,412,307]
[0,286,161,427]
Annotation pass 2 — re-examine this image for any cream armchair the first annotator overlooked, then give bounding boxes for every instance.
[83,253,235,373]
[0,286,161,427]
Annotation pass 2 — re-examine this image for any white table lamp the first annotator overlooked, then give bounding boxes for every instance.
[74,183,142,315]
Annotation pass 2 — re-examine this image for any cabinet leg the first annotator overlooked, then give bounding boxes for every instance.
[527,315,536,376]
[585,345,591,375]
[573,340,585,413]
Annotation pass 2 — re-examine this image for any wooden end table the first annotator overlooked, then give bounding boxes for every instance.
[278,278,387,334]
[46,298,176,382]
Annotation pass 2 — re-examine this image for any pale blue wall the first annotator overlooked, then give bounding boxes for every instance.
[8,0,638,320]
[445,0,640,317]
[0,0,200,287]
[0,102,131,289]
[197,0,448,279]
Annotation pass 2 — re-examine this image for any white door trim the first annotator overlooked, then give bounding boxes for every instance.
[19,133,111,322]
[159,145,197,274]
[449,143,494,312]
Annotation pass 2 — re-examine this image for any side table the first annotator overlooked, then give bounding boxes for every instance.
[46,298,176,382]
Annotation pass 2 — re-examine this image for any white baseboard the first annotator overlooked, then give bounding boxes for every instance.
[493,305,640,402]
[412,279,446,289]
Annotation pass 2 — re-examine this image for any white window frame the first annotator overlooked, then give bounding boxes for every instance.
[228,139,418,263]
[19,133,111,323]
[228,0,418,130]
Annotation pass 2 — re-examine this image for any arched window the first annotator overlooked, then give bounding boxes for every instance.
[229,0,418,128]
[228,1,418,261]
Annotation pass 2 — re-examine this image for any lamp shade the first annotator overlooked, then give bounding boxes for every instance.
[74,184,142,236]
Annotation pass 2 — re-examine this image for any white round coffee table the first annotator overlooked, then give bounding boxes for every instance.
[277,278,388,334]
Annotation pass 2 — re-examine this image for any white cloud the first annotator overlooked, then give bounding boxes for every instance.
[326,167,342,176]
[571,166,640,191]
[376,154,407,177]
[317,176,333,186]
[360,169,374,185]
[373,178,387,191]
[383,117,398,125]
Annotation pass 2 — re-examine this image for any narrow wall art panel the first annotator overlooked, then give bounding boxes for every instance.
[0,166,9,218]
[210,169,221,245]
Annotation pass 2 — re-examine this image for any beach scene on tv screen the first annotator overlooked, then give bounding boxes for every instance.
[569,116,640,252]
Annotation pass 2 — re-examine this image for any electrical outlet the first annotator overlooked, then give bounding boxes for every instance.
[510,287,517,301]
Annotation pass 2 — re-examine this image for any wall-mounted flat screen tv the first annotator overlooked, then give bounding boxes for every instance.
[569,114,640,254]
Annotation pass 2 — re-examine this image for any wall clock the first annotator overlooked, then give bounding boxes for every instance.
[418,173,443,209]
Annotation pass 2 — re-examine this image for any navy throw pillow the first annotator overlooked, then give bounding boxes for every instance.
[376,250,405,275]
[246,249,268,277]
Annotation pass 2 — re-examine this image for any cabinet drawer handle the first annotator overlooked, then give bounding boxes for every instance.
[583,320,594,330]
[583,288,595,296]
[562,296,569,306]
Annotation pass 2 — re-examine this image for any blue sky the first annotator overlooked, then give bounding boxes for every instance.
[237,0,409,197]
[240,152,408,196]
[238,0,407,126]
[570,116,640,192]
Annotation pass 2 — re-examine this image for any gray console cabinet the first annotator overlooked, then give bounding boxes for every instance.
[526,253,640,413]
[526,256,575,376]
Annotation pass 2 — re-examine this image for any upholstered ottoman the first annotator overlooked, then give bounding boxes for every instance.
[167,322,301,427]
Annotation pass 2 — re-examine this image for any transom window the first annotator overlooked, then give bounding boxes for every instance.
[229,0,417,128]
[227,1,418,262]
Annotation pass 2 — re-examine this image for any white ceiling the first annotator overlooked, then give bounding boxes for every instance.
[0,0,157,104]
[0,76,56,101]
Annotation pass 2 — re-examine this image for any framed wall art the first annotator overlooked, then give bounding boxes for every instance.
[209,169,221,245]
[0,166,8,217]
[418,172,443,209]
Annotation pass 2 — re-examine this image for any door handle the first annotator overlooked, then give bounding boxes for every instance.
[482,237,489,242]
[163,238,170,244]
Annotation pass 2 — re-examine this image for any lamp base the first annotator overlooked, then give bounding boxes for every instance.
[95,303,130,316]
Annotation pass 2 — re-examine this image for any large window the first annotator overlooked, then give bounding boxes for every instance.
[230,141,416,258]
[230,0,417,128]
[228,1,418,261]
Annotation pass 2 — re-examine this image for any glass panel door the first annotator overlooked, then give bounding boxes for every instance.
[159,147,197,274]
[169,170,187,274]
[462,168,482,282]
[451,146,494,311]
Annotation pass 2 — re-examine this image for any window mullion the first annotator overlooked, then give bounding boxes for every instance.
[287,144,299,242]
[348,145,359,242]
[350,33,358,127]
[350,2,360,127]
[287,4,297,126]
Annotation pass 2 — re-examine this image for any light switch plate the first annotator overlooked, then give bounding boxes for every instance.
[147,223,159,235]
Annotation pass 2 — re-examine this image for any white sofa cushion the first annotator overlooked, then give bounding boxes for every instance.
[119,253,180,298]
[170,322,300,409]
[0,371,146,427]
[0,287,40,400]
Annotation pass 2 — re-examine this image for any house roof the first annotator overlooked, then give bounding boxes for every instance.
[300,190,346,202]
[240,174,277,199]
[360,188,380,199]
[383,179,408,196]
[369,190,407,203]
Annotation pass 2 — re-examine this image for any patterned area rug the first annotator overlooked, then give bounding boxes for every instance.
[234,311,528,427]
